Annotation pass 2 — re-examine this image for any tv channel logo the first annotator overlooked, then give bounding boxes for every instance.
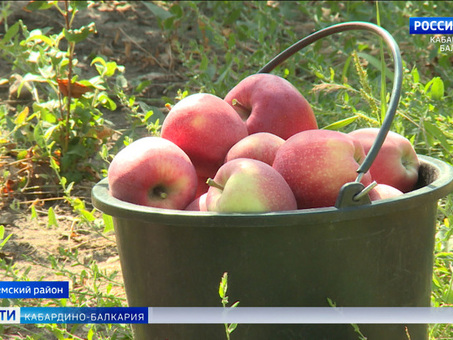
[410,17,453,34]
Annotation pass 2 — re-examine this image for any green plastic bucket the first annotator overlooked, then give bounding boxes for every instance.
[92,155,453,339]
[91,22,453,339]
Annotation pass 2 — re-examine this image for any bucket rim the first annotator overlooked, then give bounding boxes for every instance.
[91,155,453,227]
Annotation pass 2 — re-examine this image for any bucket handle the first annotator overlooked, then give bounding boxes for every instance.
[258,21,403,208]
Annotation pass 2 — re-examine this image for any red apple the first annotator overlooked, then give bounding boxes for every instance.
[224,132,285,166]
[161,93,248,178]
[369,183,403,201]
[206,158,297,213]
[224,73,318,140]
[108,136,197,210]
[272,130,372,209]
[349,128,419,193]
[185,193,208,211]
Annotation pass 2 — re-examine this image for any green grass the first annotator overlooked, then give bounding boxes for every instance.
[0,1,452,339]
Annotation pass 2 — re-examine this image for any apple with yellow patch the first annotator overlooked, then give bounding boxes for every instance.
[206,158,297,213]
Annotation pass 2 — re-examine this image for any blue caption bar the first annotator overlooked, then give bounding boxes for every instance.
[0,307,450,324]
[0,308,20,324]
[20,307,148,324]
[0,281,69,299]
[410,17,453,34]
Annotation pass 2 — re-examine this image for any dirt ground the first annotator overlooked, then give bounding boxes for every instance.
[0,1,188,302]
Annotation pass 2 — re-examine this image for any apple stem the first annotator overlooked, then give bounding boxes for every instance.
[206,178,224,190]
[231,98,248,112]
[152,186,168,200]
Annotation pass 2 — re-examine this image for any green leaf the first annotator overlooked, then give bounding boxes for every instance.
[116,74,128,89]
[341,55,352,83]
[144,110,154,122]
[327,298,337,307]
[163,16,176,31]
[169,3,184,18]
[219,272,227,299]
[63,22,96,43]
[219,281,225,299]
[16,150,29,160]
[423,121,452,152]
[66,181,74,195]
[24,1,57,11]
[102,214,114,234]
[27,34,54,47]
[356,52,394,81]
[424,77,444,100]
[411,67,420,84]
[70,0,88,11]
[22,73,50,83]
[200,54,209,71]
[41,108,58,124]
[47,207,59,228]
[105,61,119,77]
[135,80,151,93]
[2,21,20,44]
[314,70,326,80]
[322,116,358,130]
[14,106,29,126]
[49,156,60,172]
[91,56,107,69]
[142,2,174,21]
[30,205,38,221]
[26,30,54,47]
[432,273,441,288]
[79,209,95,222]
[0,226,12,250]
[436,252,453,261]
[33,124,45,149]
[97,93,117,111]
[228,323,238,333]
[44,124,60,140]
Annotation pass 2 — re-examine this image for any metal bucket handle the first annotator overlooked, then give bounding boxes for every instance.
[258,21,403,208]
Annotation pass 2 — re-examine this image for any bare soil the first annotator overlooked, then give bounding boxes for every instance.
[0,1,189,303]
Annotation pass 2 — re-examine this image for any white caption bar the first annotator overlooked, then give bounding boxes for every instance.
[148,307,453,324]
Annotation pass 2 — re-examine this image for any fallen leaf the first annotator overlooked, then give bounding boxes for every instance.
[57,78,94,98]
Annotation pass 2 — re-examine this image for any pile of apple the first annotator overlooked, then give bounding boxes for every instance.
[108,73,420,213]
